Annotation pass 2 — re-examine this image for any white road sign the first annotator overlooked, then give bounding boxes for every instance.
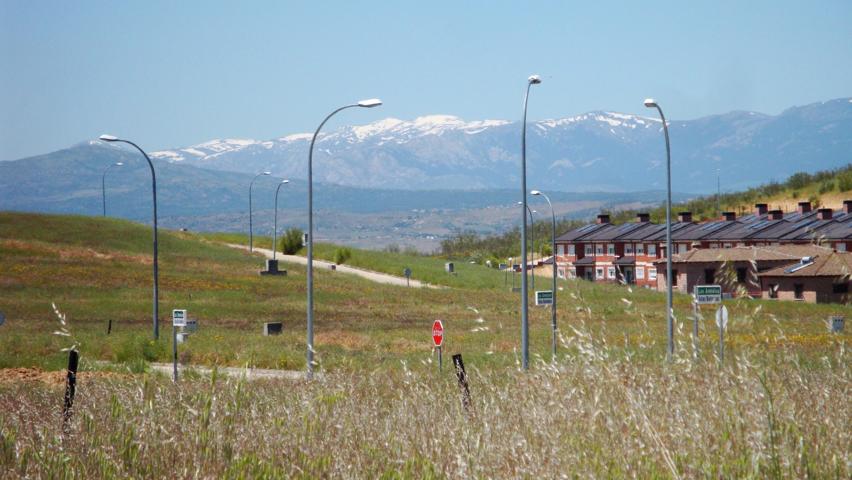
[172,309,187,327]
[715,305,728,330]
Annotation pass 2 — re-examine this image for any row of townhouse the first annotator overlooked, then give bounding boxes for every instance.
[551,200,852,289]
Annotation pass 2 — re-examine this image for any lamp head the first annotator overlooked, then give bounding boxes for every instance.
[531,190,542,196]
[99,134,119,142]
[643,98,658,108]
[115,162,124,166]
[357,98,382,108]
[262,171,272,175]
[528,75,542,85]
[281,179,290,184]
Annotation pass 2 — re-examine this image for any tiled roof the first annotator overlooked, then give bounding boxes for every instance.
[653,244,833,264]
[759,251,852,277]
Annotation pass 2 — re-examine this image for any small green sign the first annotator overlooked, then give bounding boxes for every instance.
[694,285,722,304]
[535,290,554,306]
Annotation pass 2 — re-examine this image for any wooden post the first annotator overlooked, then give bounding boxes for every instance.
[62,349,79,435]
[107,319,112,335]
[452,354,472,412]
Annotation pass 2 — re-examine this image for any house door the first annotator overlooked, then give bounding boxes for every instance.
[624,267,634,284]
[585,269,593,281]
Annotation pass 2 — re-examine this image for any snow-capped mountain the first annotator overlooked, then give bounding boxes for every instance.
[147,98,852,193]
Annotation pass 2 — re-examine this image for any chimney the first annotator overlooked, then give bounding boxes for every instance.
[843,200,852,214]
[677,211,692,223]
[636,213,650,223]
[596,214,610,224]
[817,208,833,220]
[768,210,783,220]
[754,203,768,216]
[797,201,812,214]
[722,211,736,221]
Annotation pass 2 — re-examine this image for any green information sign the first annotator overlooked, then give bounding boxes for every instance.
[694,285,722,304]
[535,290,554,306]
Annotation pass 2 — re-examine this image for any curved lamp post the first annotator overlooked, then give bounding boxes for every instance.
[101,162,123,216]
[532,189,557,360]
[272,179,290,259]
[306,98,382,378]
[520,74,541,371]
[644,98,674,361]
[98,135,160,340]
[517,201,537,291]
[249,171,272,252]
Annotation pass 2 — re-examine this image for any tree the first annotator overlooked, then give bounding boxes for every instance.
[279,228,304,255]
[333,247,352,265]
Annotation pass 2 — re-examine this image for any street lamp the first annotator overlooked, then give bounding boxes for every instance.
[306,98,382,378]
[98,135,160,340]
[644,98,674,361]
[520,74,541,370]
[273,179,290,260]
[517,201,537,290]
[101,162,123,217]
[249,171,272,252]
[532,189,557,360]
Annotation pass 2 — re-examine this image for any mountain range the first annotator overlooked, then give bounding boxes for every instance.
[147,98,852,193]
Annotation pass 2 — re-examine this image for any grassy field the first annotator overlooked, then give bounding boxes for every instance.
[0,212,849,477]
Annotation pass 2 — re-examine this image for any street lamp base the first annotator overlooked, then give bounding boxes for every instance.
[260,259,287,276]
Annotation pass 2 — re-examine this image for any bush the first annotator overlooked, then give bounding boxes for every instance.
[333,247,352,265]
[837,170,852,192]
[279,228,304,255]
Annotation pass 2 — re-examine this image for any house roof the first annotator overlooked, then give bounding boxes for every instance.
[555,223,612,242]
[573,257,596,266]
[614,256,636,265]
[653,244,833,265]
[759,251,852,278]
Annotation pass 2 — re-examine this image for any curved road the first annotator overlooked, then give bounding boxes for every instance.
[228,244,441,289]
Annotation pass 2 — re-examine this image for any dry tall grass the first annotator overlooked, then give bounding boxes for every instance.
[1,327,847,479]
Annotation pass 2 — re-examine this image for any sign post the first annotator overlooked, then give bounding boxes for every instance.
[716,304,728,365]
[432,320,444,371]
[693,285,722,361]
[172,309,186,382]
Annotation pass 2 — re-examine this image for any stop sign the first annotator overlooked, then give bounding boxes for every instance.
[432,320,444,347]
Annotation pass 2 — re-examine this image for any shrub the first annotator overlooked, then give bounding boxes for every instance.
[333,247,352,265]
[278,228,304,255]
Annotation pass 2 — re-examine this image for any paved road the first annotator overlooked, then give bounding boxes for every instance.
[150,362,311,380]
[228,244,441,289]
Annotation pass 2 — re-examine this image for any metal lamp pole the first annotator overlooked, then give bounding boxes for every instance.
[306,98,382,379]
[98,135,160,340]
[644,98,674,361]
[532,190,557,360]
[272,179,290,260]
[249,171,272,252]
[520,74,541,370]
[101,162,123,216]
[518,202,537,291]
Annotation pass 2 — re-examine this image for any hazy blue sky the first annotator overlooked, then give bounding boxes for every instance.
[2,0,850,160]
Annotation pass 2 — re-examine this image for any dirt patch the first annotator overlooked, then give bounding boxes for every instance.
[0,368,130,387]
[1,239,152,265]
[315,331,371,350]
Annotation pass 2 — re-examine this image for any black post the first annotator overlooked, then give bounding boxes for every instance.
[107,319,112,335]
[172,325,178,382]
[62,349,79,434]
[452,354,472,412]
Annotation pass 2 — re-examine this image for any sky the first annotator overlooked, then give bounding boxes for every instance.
[1,0,851,160]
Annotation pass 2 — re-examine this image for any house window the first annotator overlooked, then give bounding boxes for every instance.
[557,244,565,256]
[595,244,604,255]
[837,243,847,252]
[607,243,615,255]
[649,268,657,281]
[625,244,634,255]
[709,243,719,249]
[636,244,645,255]
[596,267,604,279]
[704,268,716,284]
[723,243,732,249]
[678,244,688,254]
[768,284,778,299]
[584,244,594,255]
[671,269,678,286]
[737,242,746,247]
[607,267,616,278]
[833,282,849,294]
[736,268,748,283]
[568,268,576,279]
[568,244,576,255]
[636,267,645,279]
[794,284,804,300]
[647,244,657,256]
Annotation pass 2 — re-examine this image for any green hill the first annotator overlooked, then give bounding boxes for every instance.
[0,212,843,373]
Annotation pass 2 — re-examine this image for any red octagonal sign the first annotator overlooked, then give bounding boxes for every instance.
[432,320,444,347]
